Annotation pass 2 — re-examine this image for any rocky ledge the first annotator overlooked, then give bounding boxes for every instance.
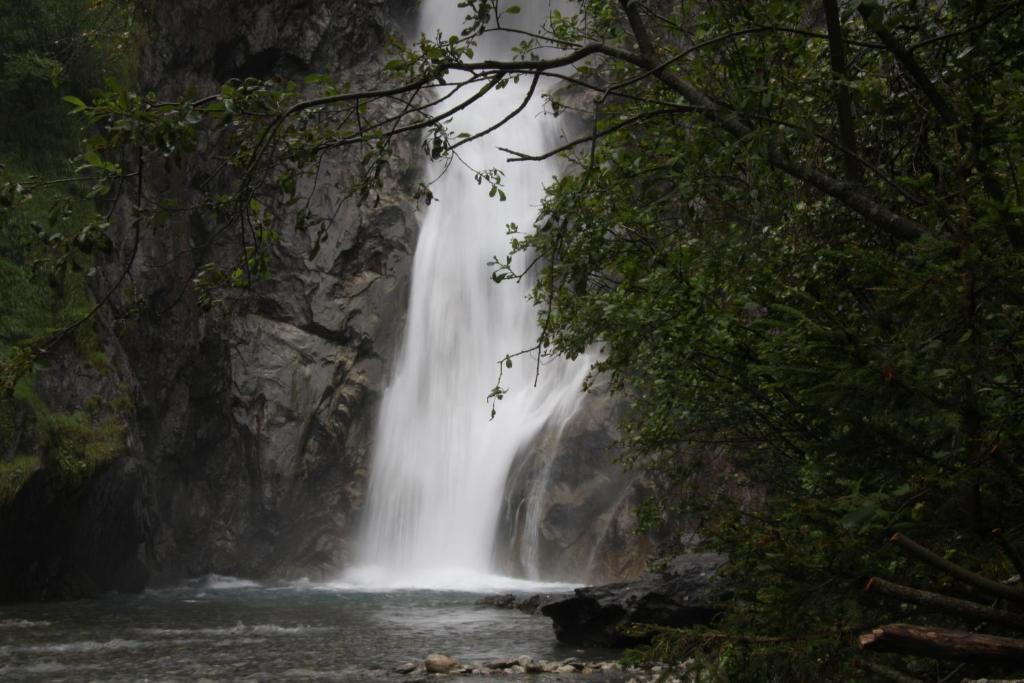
[476,592,571,615]
[394,653,689,682]
[540,553,727,648]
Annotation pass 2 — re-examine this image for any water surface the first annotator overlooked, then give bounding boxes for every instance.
[0,577,616,681]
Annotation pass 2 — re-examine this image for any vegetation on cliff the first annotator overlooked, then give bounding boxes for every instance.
[0,0,137,502]
[3,0,1024,680]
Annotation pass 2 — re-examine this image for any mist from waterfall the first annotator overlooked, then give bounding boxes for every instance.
[347,0,588,590]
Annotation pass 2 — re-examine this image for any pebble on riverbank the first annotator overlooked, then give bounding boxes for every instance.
[393,653,689,681]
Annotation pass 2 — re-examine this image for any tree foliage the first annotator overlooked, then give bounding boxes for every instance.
[0,0,136,501]
[4,0,1024,678]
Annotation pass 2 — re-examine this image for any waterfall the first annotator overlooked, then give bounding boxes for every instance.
[347,0,588,589]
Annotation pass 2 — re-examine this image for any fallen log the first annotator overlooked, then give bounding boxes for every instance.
[864,577,1024,629]
[858,623,1024,665]
[889,534,1024,604]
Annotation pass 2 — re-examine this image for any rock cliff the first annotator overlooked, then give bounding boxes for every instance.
[1,0,417,599]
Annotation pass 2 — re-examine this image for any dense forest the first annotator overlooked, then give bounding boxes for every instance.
[2,0,1024,681]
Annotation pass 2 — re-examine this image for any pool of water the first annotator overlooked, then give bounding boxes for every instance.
[0,576,618,681]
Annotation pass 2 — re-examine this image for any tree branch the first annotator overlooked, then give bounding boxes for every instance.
[449,73,540,152]
[864,576,1024,629]
[858,3,1010,216]
[499,106,700,163]
[890,533,1024,604]
[618,0,657,56]
[823,0,862,183]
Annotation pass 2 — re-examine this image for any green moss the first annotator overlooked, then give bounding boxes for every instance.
[43,410,123,488]
[0,456,39,506]
[0,378,125,503]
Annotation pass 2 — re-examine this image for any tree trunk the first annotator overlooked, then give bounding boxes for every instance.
[859,624,1024,665]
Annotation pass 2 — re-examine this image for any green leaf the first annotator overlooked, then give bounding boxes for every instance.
[62,95,86,109]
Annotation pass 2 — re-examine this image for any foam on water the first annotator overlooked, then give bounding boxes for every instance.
[132,624,330,637]
[198,574,261,590]
[0,619,51,629]
[2,638,149,654]
[330,565,579,594]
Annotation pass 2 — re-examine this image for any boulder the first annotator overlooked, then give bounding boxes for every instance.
[541,553,726,647]
[515,655,545,673]
[424,653,459,674]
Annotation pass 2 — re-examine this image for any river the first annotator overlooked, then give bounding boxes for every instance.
[0,576,628,681]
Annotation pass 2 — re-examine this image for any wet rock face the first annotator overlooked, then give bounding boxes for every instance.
[124,0,420,582]
[496,381,655,584]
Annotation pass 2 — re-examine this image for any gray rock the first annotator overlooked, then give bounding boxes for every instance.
[424,653,459,674]
[476,591,571,615]
[482,658,515,670]
[477,593,517,609]
[541,553,726,647]
[495,376,660,585]
[514,655,544,673]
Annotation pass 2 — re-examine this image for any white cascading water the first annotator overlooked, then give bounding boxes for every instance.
[345,0,588,591]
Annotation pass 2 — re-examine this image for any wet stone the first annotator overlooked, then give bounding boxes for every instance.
[425,653,459,674]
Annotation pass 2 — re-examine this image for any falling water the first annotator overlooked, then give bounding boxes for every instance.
[349,1,588,589]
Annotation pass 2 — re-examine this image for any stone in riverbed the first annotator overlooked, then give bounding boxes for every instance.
[482,658,515,669]
[477,593,517,609]
[514,655,544,674]
[476,592,571,615]
[394,662,418,674]
[424,653,459,673]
